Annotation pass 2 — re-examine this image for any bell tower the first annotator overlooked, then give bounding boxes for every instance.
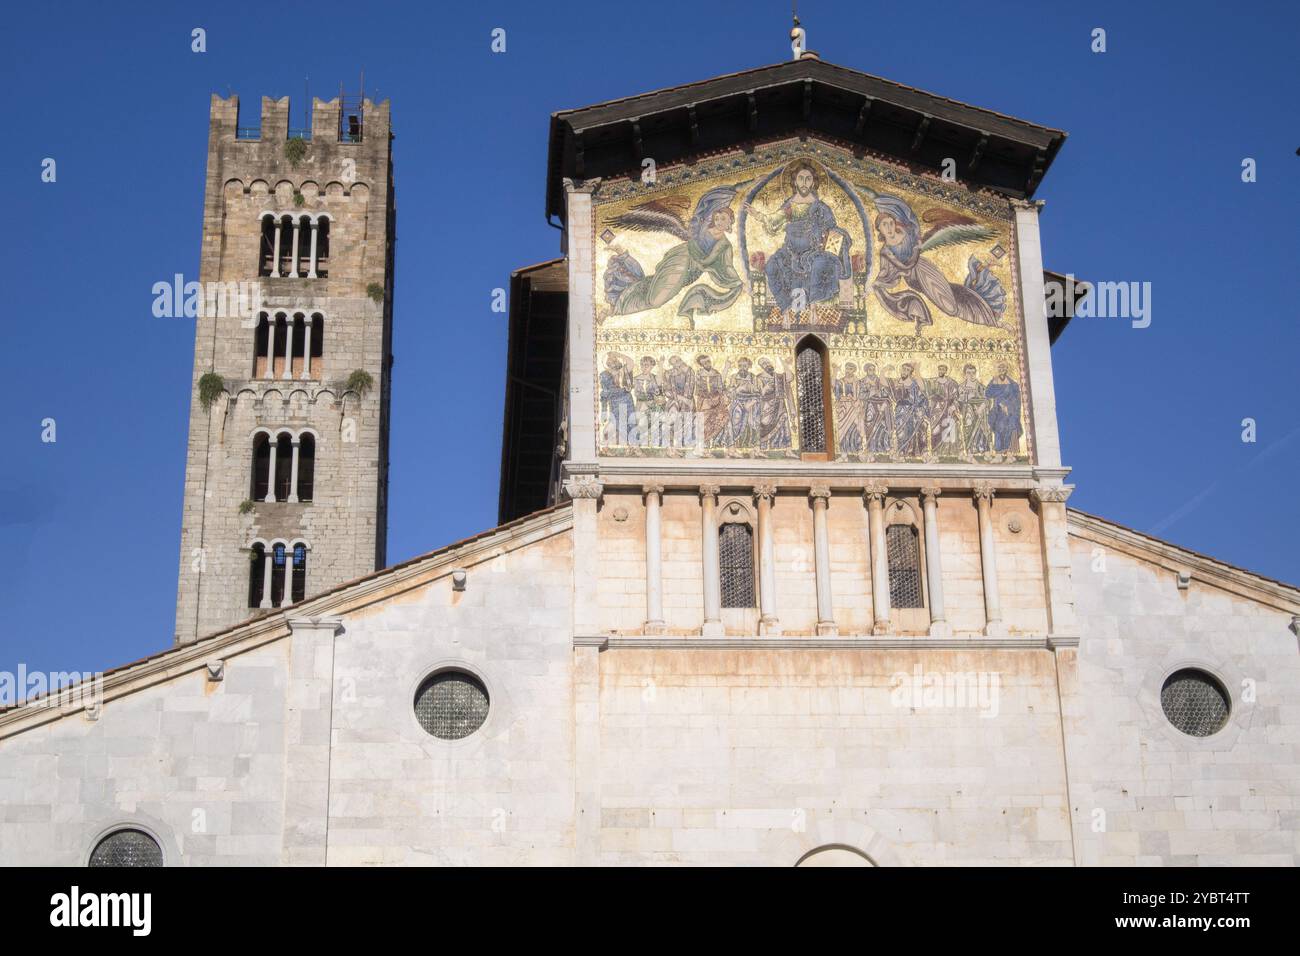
[174,91,395,644]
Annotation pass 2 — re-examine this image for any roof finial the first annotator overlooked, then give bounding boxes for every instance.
[790,2,807,61]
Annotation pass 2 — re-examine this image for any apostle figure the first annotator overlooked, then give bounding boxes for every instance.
[892,362,930,458]
[833,362,866,454]
[985,362,1023,455]
[751,161,852,319]
[756,357,794,451]
[693,355,730,449]
[599,354,637,446]
[662,354,695,450]
[633,356,665,448]
[727,357,763,448]
[927,364,962,457]
[861,363,894,456]
[958,364,992,456]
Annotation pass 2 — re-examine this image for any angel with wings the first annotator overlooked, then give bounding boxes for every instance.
[857,188,1008,335]
[602,183,750,322]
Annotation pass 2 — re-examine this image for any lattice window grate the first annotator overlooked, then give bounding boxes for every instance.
[415,672,490,740]
[886,524,924,609]
[796,346,826,453]
[88,829,163,867]
[1160,670,1229,737]
[720,523,756,608]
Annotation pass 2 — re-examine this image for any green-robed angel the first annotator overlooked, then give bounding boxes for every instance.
[602,183,751,322]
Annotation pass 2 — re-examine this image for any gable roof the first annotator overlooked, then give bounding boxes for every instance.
[546,55,1068,220]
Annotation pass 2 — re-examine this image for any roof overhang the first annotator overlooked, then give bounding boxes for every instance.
[546,56,1067,221]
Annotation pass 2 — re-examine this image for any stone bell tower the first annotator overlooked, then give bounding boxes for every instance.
[174,91,395,645]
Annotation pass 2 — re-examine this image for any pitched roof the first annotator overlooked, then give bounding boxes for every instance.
[546,55,1067,220]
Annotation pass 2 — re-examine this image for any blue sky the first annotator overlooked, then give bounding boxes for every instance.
[2,0,1296,677]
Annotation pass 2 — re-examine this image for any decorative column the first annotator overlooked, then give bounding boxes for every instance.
[974,481,1005,636]
[289,219,301,278]
[260,549,274,608]
[307,220,320,278]
[1032,484,1077,639]
[264,437,279,503]
[754,483,780,635]
[809,485,836,636]
[643,484,666,635]
[920,484,949,637]
[282,315,296,380]
[264,316,277,379]
[700,484,722,637]
[270,219,283,278]
[300,318,313,379]
[287,439,301,503]
[564,475,603,638]
[864,481,891,635]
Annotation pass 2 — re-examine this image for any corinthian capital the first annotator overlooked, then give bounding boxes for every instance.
[562,176,603,196]
[972,481,996,502]
[1031,484,1074,504]
[920,483,943,502]
[753,483,778,501]
[641,483,665,499]
[808,484,832,500]
[699,484,721,501]
[563,475,604,500]
[863,480,889,503]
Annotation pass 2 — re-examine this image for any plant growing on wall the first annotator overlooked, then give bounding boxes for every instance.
[366,282,385,304]
[346,369,374,396]
[284,136,308,165]
[292,190,305,207]
[197,372,225,410]
[238,498,255,515]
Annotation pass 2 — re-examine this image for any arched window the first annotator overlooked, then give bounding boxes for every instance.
[314,218,330,278]
[248,542,267,607]
[796,337,830,457]
[291,542,308,603]
[258,215,276,276]
[277,215,295,275]
[719,522,756,608]
[88,829,163,867]
[251,433,272,500]
[297,434,315,502]
[886,524,924,609]
[270,543,288,606]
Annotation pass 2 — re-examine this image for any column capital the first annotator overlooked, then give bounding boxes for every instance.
[920,483,943,502]
[753,482,778,501]
[562,176,603,196]
[698,484,721,500]
[972,481,996,503]
[863,480,889,503]
[1031,484,1073,504]
[808,484,832,501]
[563,476,604,500]
[641,483,665,498]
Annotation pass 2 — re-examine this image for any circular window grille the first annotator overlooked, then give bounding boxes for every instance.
[88,829,163,867]
[1160,669,1229,738]
[414,671,489,740]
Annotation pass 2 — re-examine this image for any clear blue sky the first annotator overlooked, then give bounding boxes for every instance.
[2,0,1297,677]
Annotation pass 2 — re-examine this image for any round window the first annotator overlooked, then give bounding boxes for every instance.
[414,671,489,740]
[88,829,163,867]
[1160,669,1229,738]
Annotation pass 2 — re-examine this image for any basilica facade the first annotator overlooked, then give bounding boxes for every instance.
[1,54,1297,867]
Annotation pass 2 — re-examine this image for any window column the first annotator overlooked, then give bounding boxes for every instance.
[287,438,301,503]
[755,483,779,635]
[282,316,295,380]
[307,220,320,277]
[260,546,274,608]
[974,481,1005,635]
[270,219,283,278]
[643,484,666,634]
[700,484,722,637]
[809,485,836,636]
[289,219,301,278]
[264,316,277,379]
[864,480,891,635]
[264,437,279,503]
[920,484,949,636]
[300,317,313,379]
